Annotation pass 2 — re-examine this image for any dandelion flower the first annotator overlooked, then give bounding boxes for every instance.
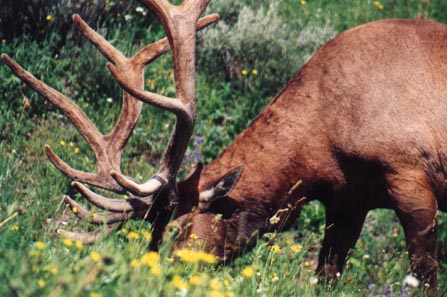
[209,278,222,290]
[36,241,46,250]
[11,225,19,231]
[241,69,248,76]
[38,279,46,288]
[208,291,225,297]
[190,233,199,240]
[301,0,306,5]
[46,15,52,21]
[150,264,161,276]
[241,266,255,278]
[271,245,281,253]
[59,140,65,146]
[141,251,159,266]
[174,249,217,264]
[50,267,59,275]
[373,1,384,9]
[90,251,102,262]
[142,230,152,241]
[74,148,80,154]
[69,142,74,147]
[130,259,140,267]
[90,293,102,297]
[127,231,139,240]
[63,238,73,247]
[72,206,78,213]
[290,244,303,253]
[252,69,259,75]
[75,240,84,249]
[172,275,188,290]
[189,275,201,286]
[140,251,161,275]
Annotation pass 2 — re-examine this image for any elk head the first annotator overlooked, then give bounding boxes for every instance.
[1,0,219,246]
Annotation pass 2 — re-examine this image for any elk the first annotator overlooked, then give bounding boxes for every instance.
[3,0,447,294]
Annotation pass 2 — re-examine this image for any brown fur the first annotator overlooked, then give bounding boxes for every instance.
[173,19,447,294]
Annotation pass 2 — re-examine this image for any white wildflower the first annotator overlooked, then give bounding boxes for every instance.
[403,274,420,288]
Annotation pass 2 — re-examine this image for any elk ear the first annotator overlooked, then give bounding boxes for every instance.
[176,163,204,217]
[198,166,243,211]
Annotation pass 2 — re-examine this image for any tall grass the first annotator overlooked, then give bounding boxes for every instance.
[1,0,447,296]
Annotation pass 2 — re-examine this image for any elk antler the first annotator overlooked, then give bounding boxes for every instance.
[2,0,218,244]
[109,0,214,197]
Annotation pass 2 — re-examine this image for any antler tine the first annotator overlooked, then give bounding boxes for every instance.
[58,224,120,245]
[63,196,138,224]
[110,0,215,197]
[72,14,126,65]
[71,181,152,212]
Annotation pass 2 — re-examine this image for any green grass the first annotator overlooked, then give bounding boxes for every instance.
[1,0,447,296]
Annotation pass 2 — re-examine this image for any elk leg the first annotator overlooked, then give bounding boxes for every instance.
[316,209,367,279]
[387,169,438,294]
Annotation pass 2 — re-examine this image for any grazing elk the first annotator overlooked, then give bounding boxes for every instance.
[3,0,447,294]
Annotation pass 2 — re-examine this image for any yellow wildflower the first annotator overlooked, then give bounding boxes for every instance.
[11,225,19,231]
[59,140,65,146]
[304,261,310,267]
[90,251,102,262]
[142,230,152,241]
[74,148,80,154]
[90,293,102,297]
[209,278,222,290]
[63,238,73,247]
[2,39,6,44]
[46,15,52,21]
[241,266,255,278]
[373,1,384,9]
[141,251,159,266]
[174,249,217,264]
[272,244,281,253]
[241,69,248,76]
[208,291,225,297]
[151,264,161,276]
[38,279,46,288]
[50,267,59,275]
[140,251,161,275]
[69,142,74,147]
[72,206,78,213]
[172,275,188,290]
[75,240,84,249]
[301,0,306,5]
[130,259,140,267]
[189,275,201,286]
[190,233,199,240]
[252,69,258,75]
[290,244,303,253]
[36,241,45,249]
[127,231,139,240]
